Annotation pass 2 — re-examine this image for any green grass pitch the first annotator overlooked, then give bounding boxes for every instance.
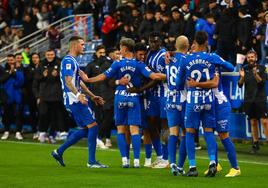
[0,139,268,188]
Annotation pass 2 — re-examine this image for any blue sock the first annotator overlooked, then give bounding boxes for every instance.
[117,133,127,158]
[215,142,218,165]
[162,143,168,160]
[132,134,141,160]
[178,136,187,168]
[204,131,216,163]
[186,132,196,167]
[57,128,87,156]
[168,135,177,164]
[87,125,98,164]
[144,144,152,158]
[152,138,163,157]
[126,144,130,160]
[221,137,238,169]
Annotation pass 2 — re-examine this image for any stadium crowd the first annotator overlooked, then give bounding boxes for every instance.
[0,0,268,177]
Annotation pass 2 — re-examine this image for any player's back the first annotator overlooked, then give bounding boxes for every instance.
[166,52,186,91]
[183,52,216,104]
[60,55,80,106]
[105,58,152,93]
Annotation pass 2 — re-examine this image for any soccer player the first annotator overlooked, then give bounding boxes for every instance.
[79,38,166,168]
[145,32,169,168]
[165,36,189,176]
[187,62,241,177]
[51,36,107,168]
[177,31,234,177]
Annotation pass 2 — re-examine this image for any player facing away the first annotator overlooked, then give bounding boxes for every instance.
[177,31,232,177]
[165,36,189,176]
[79,38,166,168]
[51,36,108,168]
[187,60,241,177]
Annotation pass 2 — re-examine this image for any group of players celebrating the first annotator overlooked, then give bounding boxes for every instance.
[51,30,241,178]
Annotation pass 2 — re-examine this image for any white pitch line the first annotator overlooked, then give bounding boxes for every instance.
[1,140,268,166]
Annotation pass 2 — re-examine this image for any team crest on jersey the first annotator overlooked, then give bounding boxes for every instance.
[66,64,71,70]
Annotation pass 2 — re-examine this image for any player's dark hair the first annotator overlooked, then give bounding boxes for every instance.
[194,31,208,45]
[15,53,22,57]
[149,32,162,40]
[106,47,118,55]
[134,42,147,52]
[120,38,135,52]
[69,36,83,43]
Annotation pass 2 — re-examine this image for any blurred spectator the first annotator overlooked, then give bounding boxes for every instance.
[201,0,221,20]
[22,13,38,37]
[1,54,24,140]
[167,6,185,49]
[202,14,216,52]
[0,26,15,47]
[101,10,122,48]
[21,53,41,139]
[45,26,64,57]
[138,9,155,42]
[0,14,8,34]
[214,8,237,64]
[153,10,164,34]
[256,11,268,65]
[238,50,268,153]
[99,47,121,148]
[36,4,50,30]
[236,7,253,65]
[84,44,107,149]
[33,49,65,143]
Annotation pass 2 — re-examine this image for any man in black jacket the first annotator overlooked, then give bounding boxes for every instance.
[238,50,268,153]
[33,49,66,143]
[85,45,107,148]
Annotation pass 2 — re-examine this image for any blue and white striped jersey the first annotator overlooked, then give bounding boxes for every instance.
[60,55,81,107]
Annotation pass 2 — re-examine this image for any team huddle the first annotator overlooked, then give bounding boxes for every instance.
[51,31,241,178]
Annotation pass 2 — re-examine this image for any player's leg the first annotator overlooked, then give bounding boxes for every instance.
[166,103,179,175]
[185,104,199,177]
[178,128,187,175]
[51,103,91,167]
[215,101,240,177]
[202,105,217,177]
[146,95,163,165]
[128,96,142,168]
[125,126,131,165]
[219,132,241,177]
[160,97,169,165]
[114,95,128,167]
[143,129,152,167]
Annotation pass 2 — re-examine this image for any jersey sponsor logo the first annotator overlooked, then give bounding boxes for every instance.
[193,104,212,112]
[66,64,71,70]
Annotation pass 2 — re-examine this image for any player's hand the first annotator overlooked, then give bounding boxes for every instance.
[186,77,197,87]
[127,87,141,93]
[165,52,171,64]
[92,95,105,106]
[239,68,245,78]
[79,70,89,82]
[119,77,129,85]
[78,93,88,105]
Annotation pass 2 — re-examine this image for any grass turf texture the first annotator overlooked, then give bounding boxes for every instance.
[0,138,268,188]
